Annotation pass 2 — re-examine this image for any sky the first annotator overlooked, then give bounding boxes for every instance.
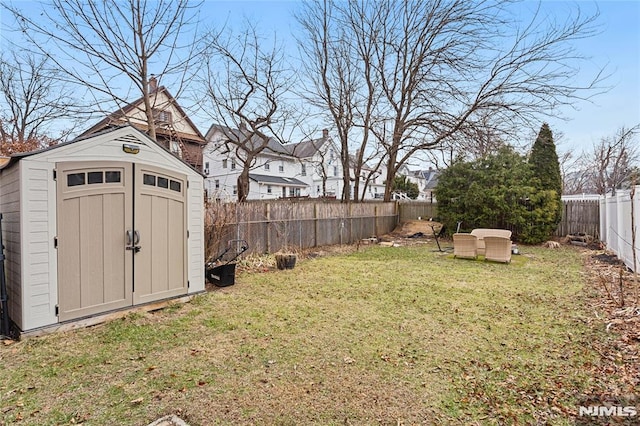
[1,0,639,157]
[202,0,640,154]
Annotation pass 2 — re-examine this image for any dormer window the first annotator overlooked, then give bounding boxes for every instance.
[153,108,173,125]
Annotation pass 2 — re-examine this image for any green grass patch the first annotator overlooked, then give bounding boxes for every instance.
[0,244,602,425]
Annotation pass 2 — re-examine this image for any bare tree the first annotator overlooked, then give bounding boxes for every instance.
[592,126,639,195]
[562,125,640,195]
[4,0,203,141]
[0,51,76,154]
[297,0,383,202]
[200,22,301,202]
[298,0,606,201]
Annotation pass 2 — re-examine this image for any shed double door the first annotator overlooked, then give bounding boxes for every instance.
[56,161,188,322]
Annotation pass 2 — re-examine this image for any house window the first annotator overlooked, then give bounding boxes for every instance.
[222,159,228,169]
[171,141,181,157]
[289,187,295,197]
[231,160,236,170]
[317,185,320,193]
[232,185,237,195]
[267,185,272,194]
[265,162,270,171]
[301,164,306,176]
[279,164,284,173]
[215,180,220,189]
[333,166,338,177]
[152,108,173,124]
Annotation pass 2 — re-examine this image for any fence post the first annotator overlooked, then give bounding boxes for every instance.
[265,202,271,253]
[314,203,318,249]
[349,202,353,244]
[375,204,379,237]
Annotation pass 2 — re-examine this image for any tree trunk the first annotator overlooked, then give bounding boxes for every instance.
[237,167,250,202]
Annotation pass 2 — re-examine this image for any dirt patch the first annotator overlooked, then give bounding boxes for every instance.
[582,250,640,398]
[388,220,443,238]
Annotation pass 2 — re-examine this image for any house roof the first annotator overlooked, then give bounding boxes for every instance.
[249,173,307,187]
[285,136,327,158]
[207,125,292,157]
[423,169,440,190]
[79,86,206,145]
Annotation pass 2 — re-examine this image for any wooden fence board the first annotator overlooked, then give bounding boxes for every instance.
[205,200,398,256]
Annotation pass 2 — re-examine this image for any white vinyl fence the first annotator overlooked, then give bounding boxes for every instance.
[600,186,640,272]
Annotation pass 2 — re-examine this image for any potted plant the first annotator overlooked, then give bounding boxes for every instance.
[275,251,297,270]
[273,207,297,270]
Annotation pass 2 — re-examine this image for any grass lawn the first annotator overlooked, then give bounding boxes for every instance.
[1,244,605,425]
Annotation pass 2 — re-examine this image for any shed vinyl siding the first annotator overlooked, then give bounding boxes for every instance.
[187,176,205,292]
[1,126,205,332]
[0,163,23,329]
[21,161,58,330]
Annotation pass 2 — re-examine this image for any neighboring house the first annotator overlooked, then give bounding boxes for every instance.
[351,156,386,200]
[288,130,388,201]
[286,129,345,199]
[390,166,439,201]
[79,77,207,171]
[203,124,308,201]
[419,168,440,202]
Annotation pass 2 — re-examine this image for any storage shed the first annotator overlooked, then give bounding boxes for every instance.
[0,126,205,335]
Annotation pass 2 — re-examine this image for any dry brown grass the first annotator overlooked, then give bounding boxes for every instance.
[0,244,613,425]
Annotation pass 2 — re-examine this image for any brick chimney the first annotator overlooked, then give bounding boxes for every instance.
[149,75,158,92]
[322,128,328,138]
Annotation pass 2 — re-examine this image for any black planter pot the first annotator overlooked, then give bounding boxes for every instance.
[275,253,297,270]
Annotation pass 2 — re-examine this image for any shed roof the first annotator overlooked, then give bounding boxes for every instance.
[0,125,205,177]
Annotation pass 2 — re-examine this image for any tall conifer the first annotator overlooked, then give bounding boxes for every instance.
[530,123,562,224]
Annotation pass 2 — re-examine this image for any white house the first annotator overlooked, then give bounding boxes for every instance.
[286,129,346,199]
[203,124,308,201]
[203,126,392,201]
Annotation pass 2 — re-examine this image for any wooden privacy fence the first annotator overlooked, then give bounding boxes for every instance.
[204,199,601,260]
[555,199,600,237]
[397,201,438,222]
[205,200,398,258]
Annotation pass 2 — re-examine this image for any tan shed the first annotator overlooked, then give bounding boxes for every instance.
[0,126,205,335]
